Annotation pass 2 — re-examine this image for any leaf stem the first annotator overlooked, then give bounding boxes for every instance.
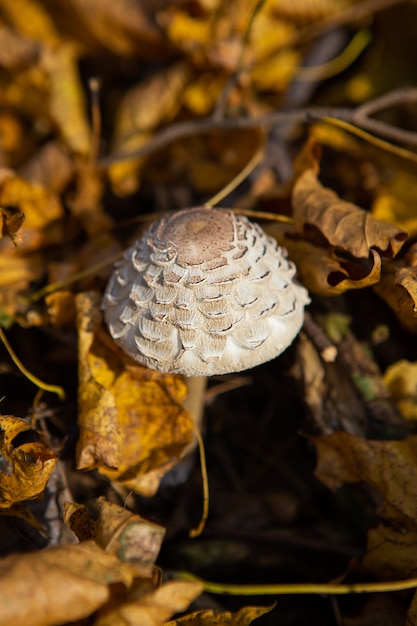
[175,571,417,596]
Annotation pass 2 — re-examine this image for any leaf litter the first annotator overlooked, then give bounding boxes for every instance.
[1,1,417,625]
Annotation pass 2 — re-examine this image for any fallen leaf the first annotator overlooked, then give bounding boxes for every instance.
[373,243,417,334]
[372,169,417,236]
[165,604,273,625]
[314,432,417,525]
[69,0,166,57]
[65,497,165,577]
[41,43,91,156]
[383,360,417,421]
[0,540,136,626]
[292,169,407,259]
[269,224,382,296]
[0,415,57,508]
[96,579,203,626]
[0,205,25,245]
[0,170,64,252]
[363,524,417,579]
[76,291,194,496]
[109,62,192,195]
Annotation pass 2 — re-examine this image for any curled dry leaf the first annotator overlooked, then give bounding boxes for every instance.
[373,243,417,334]
[0,541,136,626]
[95,580,203,626]
[269,224,382,296]
[76,291,194,496]
[293,169,407,259]
[0,206,25,246]
[66,497,165,578]
[0,415,57,508]
[269,169,407,296]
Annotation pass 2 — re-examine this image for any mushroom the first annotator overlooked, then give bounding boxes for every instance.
[102,206,310,377]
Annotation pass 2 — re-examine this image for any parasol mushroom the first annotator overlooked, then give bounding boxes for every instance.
[102,206,310,377]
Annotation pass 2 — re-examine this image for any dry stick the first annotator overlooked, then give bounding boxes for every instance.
[322,115,417,164]
[0,327,65,400]
[88,77,102,168]
[98,88,417,169]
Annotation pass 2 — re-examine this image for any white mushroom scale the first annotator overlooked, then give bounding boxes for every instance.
[103,207,310,376]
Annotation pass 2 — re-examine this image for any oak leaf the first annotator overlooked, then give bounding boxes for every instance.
[76,291,194,496]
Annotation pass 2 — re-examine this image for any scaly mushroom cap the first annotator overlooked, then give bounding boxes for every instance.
[102,207,310,376]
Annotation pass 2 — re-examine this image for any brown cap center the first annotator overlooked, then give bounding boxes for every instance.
[156,207,235,266]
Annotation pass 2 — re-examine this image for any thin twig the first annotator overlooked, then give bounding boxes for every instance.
[98,88,417,168]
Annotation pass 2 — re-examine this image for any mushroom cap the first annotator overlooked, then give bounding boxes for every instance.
[102,207,310,376]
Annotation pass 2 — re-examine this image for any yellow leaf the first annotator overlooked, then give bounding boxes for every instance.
[372,169,417,236]
[0,415,57,508]
[76,292,194,496]
[42,43,91,155]
[109,62,192,195]
[383,360,417,421]
[69,0,165,57]
[0,171,63,252]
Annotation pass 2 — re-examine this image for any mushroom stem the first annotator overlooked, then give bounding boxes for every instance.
[183,376,207,433]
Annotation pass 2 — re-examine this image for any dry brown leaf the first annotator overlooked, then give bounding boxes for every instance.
[19,141,74,193]
[76,291,194,496]
[314,433,417,525]
[373,243,417,334]
[96,579,203,626]
[69,0,166,57]
[165,604,273,625]
[0,415,57,508]
[314,433,417,584]
[0,540,136,626]
[65,497,165,577]
[0,205,25,245]
[269,224,382,296]
[292,169,407,259]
